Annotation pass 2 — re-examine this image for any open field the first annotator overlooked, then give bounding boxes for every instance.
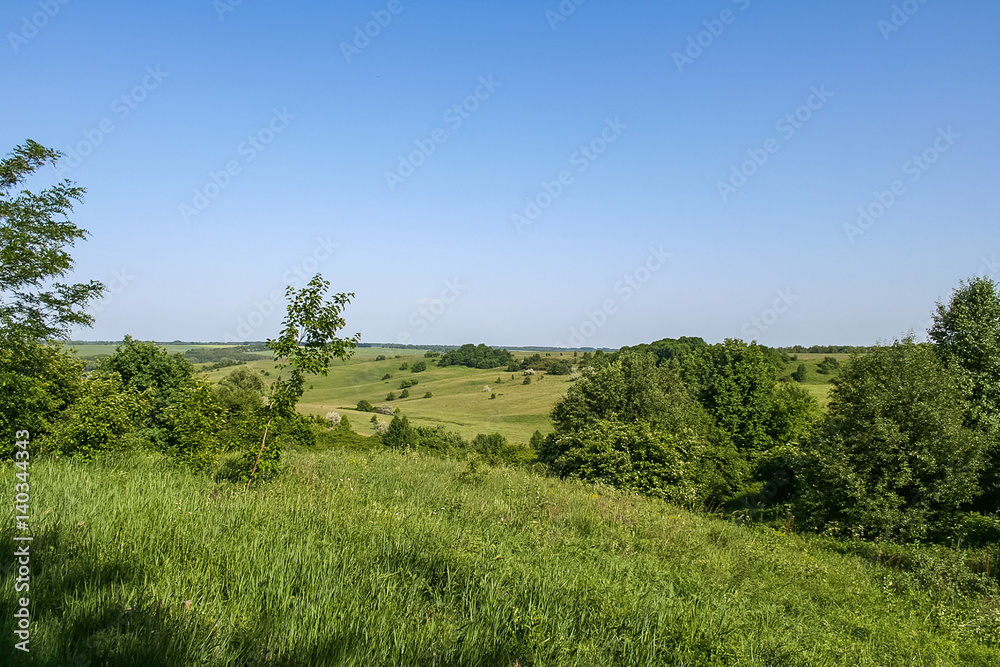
[201,348,577,443]
[67,343,244,358]
[3,449,996,666]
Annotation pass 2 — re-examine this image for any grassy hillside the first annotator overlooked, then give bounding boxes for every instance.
[3,449,997,666]
[201,348,577,444]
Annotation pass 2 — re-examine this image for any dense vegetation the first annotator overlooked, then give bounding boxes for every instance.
[437,343,515,369]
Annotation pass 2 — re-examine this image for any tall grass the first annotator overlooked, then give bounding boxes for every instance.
[2,449,998,665]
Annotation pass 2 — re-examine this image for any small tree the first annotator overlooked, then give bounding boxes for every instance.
[400,388,410,399]
[411,360,427,373]
[245,275,360,489]
[356,399,374,412]
[386,391,396,401]
[791,363,807,383]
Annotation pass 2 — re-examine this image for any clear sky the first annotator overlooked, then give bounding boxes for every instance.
[3,0,998,348]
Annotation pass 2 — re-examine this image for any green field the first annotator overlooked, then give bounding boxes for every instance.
[4,448,996,665]
[72,343,849,438]
[67,343,242,358]
[200,348,578,444]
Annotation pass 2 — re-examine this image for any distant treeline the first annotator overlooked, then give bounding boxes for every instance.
[184,344,268,366]
[778,345,872,354]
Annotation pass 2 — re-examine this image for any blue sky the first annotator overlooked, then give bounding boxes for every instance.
[3,0,998,348]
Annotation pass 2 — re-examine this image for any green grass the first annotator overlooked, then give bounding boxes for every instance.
[3,449,998,665]
[201,349,575,444]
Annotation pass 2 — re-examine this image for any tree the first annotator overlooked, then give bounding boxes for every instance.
[411,360,427,373]
[791,363,807,383]
[98,336,195,419]
[0,141,104,345]
[682,339,816,461]
[382,414,417,449]
[798,340,987,541]
[245,275,360,488]
[929,276,1000,512]
[0,340,83,449]
[356,399,374,412]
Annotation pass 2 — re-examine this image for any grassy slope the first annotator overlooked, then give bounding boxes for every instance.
[3,450,997,666]
[201,349,576,444]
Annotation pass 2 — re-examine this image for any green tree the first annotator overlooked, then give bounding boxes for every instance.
[411,360,427,373]
[164,381,225,470]
[356,399,374,412]
[400,388,410,398]
[0,340,83,449]
[382,414,417,449]
[929,276,1000,512]
[40,372,148,459]
[798,340,987,541]
[682,339,816,461]
[791,363,807,383]
[0,141,104,346]
[245,275,360,488]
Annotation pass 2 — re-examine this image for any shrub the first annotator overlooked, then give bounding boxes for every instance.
[411,360,427,373]
[791,364,807,383]
[798,340,988,541]
[424,392,433,398]
[356,399,374,412]
[382,415,417,449]
[325,411,342,427]
[386,391,396,401]
[400,389,410,399]
[381,373,392,381]
[41,373,149,459]
[375,354,386,361]
[399,362,409,370]
[523,376,531,385]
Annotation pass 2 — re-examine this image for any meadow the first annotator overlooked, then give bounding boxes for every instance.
[69,343,844,443]
[3,448,998,666]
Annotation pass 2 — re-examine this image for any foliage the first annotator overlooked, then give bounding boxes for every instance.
[437,343,514,369]
[929,276,1000,513]
[356,399,374,412]
[0,340,83,448]
[791,363,807,382]
[386,392,396,401]
[247,275,360,487]
[817,356,841,374]
[682,339,818,461]
[97,336,196,429]
[423,391,432,399]
[39,372,148,459]
[382,415,417,449]
[164,381,225,470]
[798,340,988,541]
[410,360,427,373]
[0,140,104,345]
[613,336,707,366]
[400,388,410,399]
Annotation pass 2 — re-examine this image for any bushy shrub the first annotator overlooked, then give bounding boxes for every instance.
[41,373,149,459]
[356,399,374,412]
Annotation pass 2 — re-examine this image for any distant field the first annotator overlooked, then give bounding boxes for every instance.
[68,342,238,357]
[201,348,579,444]
[77,343,850,436]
